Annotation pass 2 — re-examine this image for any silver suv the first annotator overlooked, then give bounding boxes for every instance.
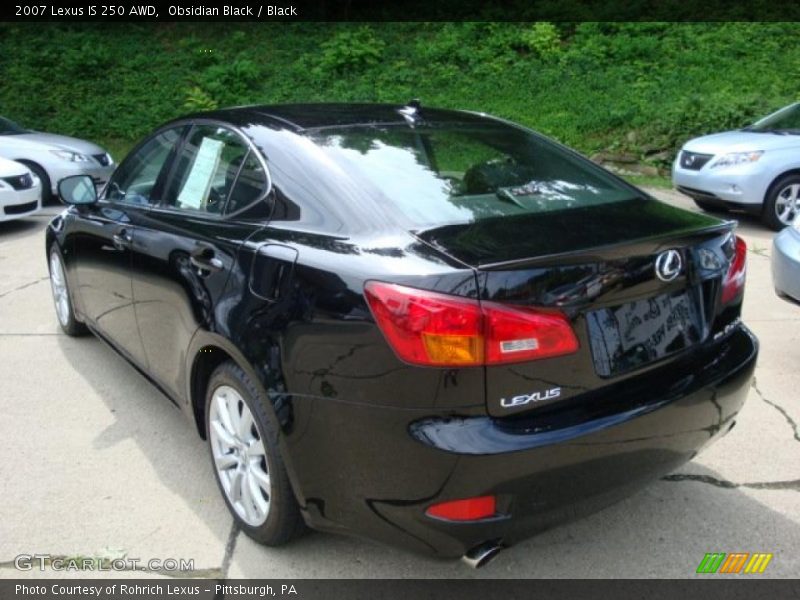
[673,102,800,230]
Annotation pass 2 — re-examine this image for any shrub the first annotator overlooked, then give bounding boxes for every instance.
[315,27,385,76]
[521,22,562,61]
[183,86,218,112]
[1,22,797,168]
[196,58,261,106]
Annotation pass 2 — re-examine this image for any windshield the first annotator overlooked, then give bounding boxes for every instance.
[746,102,800,134]
[308,123,641,228]
[0,117,27,135]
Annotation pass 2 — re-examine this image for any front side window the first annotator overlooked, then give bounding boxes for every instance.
[748,102,800,134]
[106,128,183,206]
[162,124,258,215]
[0,116,27,135]
[309,123,641,228]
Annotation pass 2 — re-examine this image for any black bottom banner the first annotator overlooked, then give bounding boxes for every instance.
[2,579,798,600]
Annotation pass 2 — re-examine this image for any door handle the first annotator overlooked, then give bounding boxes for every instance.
[190,247,224,273]
[112,229,132,250]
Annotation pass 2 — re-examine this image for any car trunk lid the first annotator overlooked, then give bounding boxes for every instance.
[414,198,737,417]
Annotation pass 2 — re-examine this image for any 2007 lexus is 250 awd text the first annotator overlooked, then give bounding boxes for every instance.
[46,103,758,567]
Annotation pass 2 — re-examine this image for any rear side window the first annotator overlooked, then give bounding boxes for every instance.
[309,124,640,228]
[225,152,267,214]
[163,124,259,215]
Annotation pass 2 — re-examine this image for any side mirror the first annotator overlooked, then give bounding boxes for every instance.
[58,175,97,206]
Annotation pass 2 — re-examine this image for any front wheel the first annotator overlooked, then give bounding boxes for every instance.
[21,161,52,204]
[763,174,800,231]
[206,361,305,545]
[48,246,87,336]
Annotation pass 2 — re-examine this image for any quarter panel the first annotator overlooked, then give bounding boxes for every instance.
[227,226,486,414]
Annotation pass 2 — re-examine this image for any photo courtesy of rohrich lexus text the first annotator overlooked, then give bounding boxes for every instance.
[0,4,798,597]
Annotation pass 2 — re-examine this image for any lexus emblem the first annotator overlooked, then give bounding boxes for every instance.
[655,249,682,282]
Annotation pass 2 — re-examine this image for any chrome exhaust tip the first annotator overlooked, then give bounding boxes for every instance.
[461,540,504,569]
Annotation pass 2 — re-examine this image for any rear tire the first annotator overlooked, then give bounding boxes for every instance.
[692,198,727,213]
[19,161,52,204]
[48,245,88,336]
[763,174,800,231]
[205,360,305,546]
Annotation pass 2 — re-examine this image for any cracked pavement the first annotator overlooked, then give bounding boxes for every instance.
[0,190,798,579]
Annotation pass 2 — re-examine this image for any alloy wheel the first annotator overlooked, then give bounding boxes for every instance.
[49,252,70,327]
[774,183,800,225]
[208,385,271,526]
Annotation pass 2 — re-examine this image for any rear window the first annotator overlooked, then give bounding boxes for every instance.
[308,123,641,228]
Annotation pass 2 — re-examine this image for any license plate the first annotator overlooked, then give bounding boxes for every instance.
[587,288,705,377]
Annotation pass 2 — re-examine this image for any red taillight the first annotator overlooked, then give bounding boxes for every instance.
[721,235,747,304]
[364,282,484,366]
[483,302,579,364]
[364,282,579,367]
[426,496,497,521]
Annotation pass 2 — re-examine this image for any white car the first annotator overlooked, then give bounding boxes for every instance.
[0,157,41,222]
[0,116,114,203]
[673,102,800,230]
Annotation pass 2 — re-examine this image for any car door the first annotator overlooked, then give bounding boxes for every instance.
[71,127,184,366]
[131,122,270,401]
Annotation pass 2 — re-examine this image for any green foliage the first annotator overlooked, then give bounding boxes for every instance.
[521,22,562,60]
[196,58,261,105]
[183,86,218,112]
[315,27,385,76]
[0,22,797,167]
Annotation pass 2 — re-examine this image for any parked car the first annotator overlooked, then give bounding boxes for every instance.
[0,116,114,202]
[47,104,758,567]
[772,217,800,302]
[0,156,41,222]
[673,101,800,230]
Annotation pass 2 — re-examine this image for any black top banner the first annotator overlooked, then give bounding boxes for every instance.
[4,0,800,22]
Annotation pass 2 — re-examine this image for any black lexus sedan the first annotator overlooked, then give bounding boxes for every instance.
[47,103,757,566]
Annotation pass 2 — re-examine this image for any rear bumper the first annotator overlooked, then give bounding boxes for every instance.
[289,326,758,558]
[772,227,800,302]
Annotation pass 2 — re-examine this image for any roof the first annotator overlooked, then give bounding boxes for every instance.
[184,102,493,132]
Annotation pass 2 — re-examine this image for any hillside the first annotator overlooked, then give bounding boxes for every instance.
[1,22,796,171]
